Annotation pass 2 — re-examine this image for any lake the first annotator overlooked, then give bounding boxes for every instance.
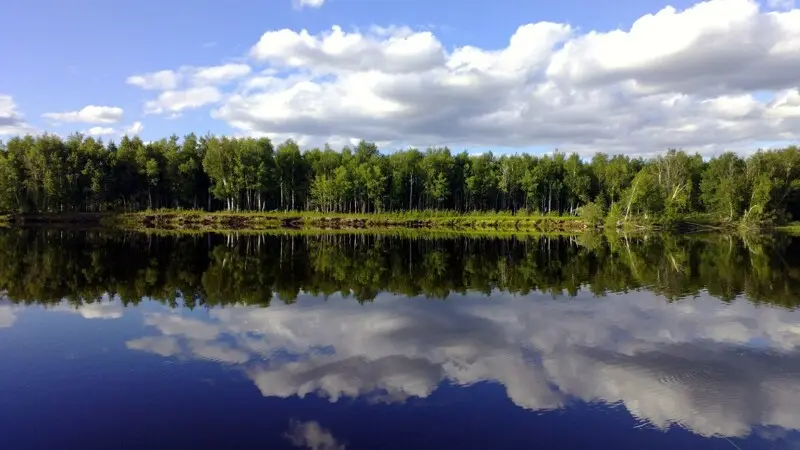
[1,229,800,449]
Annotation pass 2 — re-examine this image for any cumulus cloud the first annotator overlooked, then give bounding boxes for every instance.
[294,0,325,9]
[129,64,252,91]
[144,87,222,114]
[190,63,251,86]
[86,126,115,136]
[126,290,800,439]
[129,64,250,115]
[43,105,124,124]
[0,95,33,135]
[250,25,447,74]
[127,70,181,90]
[125,121,144,135]
[204,0,800,155]
[545,0,800,95]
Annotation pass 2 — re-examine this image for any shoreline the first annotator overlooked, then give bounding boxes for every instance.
[1,211,590,233]
[0,210,791,235]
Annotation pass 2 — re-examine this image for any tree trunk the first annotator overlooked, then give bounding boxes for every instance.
[409,173,413,210]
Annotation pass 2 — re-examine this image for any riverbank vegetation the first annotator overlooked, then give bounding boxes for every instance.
[0,132,798,230]
[2,209,585,232]
[110,209,585,232]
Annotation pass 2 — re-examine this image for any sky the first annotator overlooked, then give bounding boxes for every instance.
[1,0,799,156]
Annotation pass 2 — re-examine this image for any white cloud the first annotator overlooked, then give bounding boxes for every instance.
[129,64,250,115]
[128,64,251,92]
[86,126,115,137]
[250,25,447,74]
[43,105,124,124]
[0,95,33,136]
[144,87,222,114]
[295,0,325,9]
[190,63,251,86]
[127,289,800,439]
[205,0,800,155]
[544,0,800,95]
[125,121,144,135]
[127,70,181,90]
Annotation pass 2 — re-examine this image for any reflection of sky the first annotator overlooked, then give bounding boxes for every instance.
[52,294,125,320]
[285,420,345,450]
[107,289,800,440]
[4,290,800,448]
[0,303,17,328]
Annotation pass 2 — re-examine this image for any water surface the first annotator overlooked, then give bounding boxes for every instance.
[1,230,800,449]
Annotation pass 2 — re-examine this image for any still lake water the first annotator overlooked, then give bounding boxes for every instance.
[1,229,800,449]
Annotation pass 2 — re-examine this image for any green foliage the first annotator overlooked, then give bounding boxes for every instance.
[0,132,798,226]
[578,201,605,227]
[1,230,798,309]
[605,203,623,229]
[701,152,746,221]
[622,165,662,220]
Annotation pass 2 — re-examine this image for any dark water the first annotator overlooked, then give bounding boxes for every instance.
[2,230,800,449]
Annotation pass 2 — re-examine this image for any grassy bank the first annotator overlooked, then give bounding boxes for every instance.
[111,209,589,233]
[3,210,588,233]
[4,210,795,235]
[111,227,586,240]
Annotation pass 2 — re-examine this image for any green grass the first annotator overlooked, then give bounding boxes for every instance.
[120,208,582,220]
[106,208,588,233]
[118,226,582,239]
[6,209,796,236]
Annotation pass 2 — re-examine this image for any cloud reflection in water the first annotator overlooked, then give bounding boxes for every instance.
[124,289,800,438]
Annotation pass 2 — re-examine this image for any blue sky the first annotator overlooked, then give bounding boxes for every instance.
[1,0,797,155]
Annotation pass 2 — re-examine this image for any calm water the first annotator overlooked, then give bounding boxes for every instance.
[2,230,800,449]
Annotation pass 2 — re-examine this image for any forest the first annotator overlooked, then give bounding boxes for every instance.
[0,132,799,225]
[0,230,798,308]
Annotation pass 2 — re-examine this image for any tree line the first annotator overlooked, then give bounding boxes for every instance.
[1,133,798,223]
[0,230,798,308]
